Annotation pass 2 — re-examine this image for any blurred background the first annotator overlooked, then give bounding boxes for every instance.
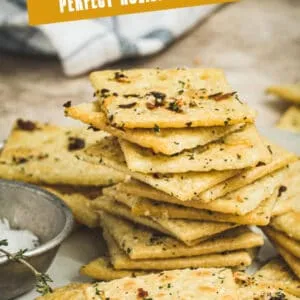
[0,0,300,140]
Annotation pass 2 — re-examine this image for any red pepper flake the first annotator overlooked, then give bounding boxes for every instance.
[208,92,223,99]
[68,137,85,151]
[16,119,37,131]
[114,72,130,83]
[118,102,137,109]
[146,102,156,110]
[137,288,149,298]
[63,101,72,108]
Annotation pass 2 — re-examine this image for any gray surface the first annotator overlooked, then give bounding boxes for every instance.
[0,180,74,300]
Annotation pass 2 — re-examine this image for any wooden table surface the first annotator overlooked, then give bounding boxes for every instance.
[0,0,299,140]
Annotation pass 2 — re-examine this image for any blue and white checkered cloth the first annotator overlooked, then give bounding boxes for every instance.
[0,0,217,76]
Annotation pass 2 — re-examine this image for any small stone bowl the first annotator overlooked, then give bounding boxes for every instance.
[0,179,74,300]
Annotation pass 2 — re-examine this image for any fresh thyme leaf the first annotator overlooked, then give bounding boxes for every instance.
[0,239,8,247]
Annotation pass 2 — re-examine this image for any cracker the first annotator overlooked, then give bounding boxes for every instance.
[100,212,263,260]
[119,124,271,173]
[66,102,245,155]
[277,246,300,279]
[272,161,300,216]
[0,120,124,186]
[89,68,256,129]
[85,266,239,300]
[277,106,300,133]
[95,199,237,245]
[199,143,297,202]
[118,189,277,226]
[103,228,253,270]
[264,227,300,259]
[82,136,240,201]
[117,166,287,215]
[253,258,300,297]
[35,283,88,300]
[39,267,239,300]
[237,282,298,300]
[267,83,300,104]
[271,211,300,241]
[45,186,100,228]
[80,256,147,281]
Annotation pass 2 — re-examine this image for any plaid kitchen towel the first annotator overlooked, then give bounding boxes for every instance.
[0,0,218,76]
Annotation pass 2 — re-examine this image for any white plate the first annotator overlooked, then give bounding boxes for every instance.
[2,127,297,299]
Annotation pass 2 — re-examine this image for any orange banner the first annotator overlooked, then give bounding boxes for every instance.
[27,0,237,25]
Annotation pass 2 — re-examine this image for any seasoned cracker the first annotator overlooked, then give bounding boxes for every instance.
[81,136,239,201]
[80,256,147,281]
[103,227,253,271]
[253,258,300,297]
[0,121,124,186]
[199,143,296,202]
[119,125,271,173]
[45,186,100,228]
[100,212,263,260]
[66,102,245,155]
[277,246,300,279]
[111,188,277,226]
[271,211,300,241]
[90,68,256,128]
[95,199,236,245]
[264,227,300,259]
[116,166,287,215]
[86,266,239,300]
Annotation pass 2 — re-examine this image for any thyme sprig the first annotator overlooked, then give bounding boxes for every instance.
[0,239,53,295]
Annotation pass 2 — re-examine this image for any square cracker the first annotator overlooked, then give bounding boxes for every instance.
[277,246,300,280]
[237,282,298,300]
[81,136,240,201]
[253,258,300,297]
[234,258,300,298]
[264,227,300,259]
[116,165,287,215]
[119,125,271,173]
[38,267,239,300]
[0,120,124,186]
[272,162,300,216]
[100,212,263,260]
[90,68,256,128]
[45,186,101,228]
[85,266,239,300]
[111,187,277,226]
[80,256,147,281]
[267,83,300,104]
[103,227,253,271]
[199,144,297,202]
[277,105,300,133]
[94,198,237,246]
[271,211,300,241]
[66,102,245,155]
[35,283,88,300]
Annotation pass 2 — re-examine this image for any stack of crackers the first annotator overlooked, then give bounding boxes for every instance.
[64,69,299,280]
